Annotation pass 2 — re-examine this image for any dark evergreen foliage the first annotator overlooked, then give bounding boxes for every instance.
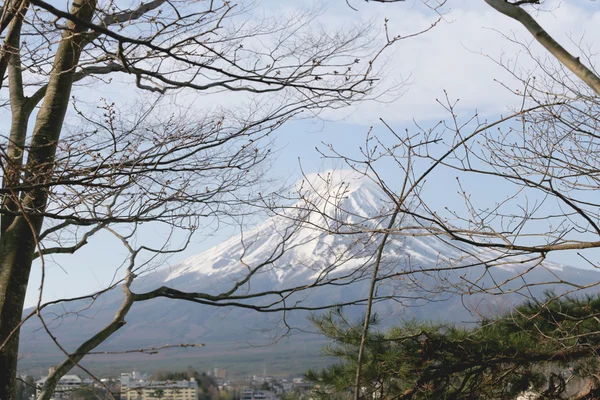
[307,294,600,399]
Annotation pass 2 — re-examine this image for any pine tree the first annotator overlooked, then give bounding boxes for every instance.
[307,294,600,399]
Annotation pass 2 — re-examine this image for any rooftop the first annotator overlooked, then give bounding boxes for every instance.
[123,380,198,389]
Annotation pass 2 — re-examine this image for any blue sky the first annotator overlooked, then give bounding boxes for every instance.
[23,0,600,307]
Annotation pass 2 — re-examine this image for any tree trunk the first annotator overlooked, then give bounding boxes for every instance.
[2,0,30,236]
[0,222,38,400]
[0,1,97,399]
[485,0,600,96]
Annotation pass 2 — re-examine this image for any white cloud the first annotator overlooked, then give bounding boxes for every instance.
[319,0,600,124]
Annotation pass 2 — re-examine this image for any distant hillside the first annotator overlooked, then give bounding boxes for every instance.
[18,173,600,376]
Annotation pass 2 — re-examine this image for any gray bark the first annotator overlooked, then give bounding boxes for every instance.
[0,1,97,399]
[485,0,600,96]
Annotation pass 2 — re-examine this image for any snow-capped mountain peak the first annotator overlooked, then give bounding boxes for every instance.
[19,173,592,367]
[163,171,389,285]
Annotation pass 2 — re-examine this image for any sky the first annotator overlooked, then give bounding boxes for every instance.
[23,0,600,307]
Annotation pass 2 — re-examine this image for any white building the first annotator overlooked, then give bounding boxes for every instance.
[36,368,92,399]
[121,378,198,400]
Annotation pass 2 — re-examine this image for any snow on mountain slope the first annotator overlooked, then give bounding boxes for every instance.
[19,171,600,366]
[152,170,567,298]
[160,172,390,288]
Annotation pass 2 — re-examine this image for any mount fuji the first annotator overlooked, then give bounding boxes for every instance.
[17,172,600,375]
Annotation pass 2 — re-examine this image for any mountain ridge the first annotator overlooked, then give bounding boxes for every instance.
[17,172,600,374]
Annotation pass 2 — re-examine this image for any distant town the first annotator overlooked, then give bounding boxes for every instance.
[17,366,316,400]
